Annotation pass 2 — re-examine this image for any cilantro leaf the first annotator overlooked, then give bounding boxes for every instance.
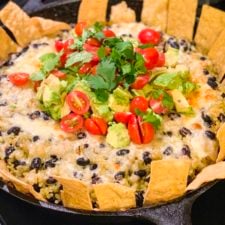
[142,109,162,129]
[39,53,59,73]
[86,75,109,89]
[65,51,92,68]
[30,70,46,81]
[95,89,109,102]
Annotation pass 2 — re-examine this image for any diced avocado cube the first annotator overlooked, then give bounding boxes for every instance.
[165,47,179,67]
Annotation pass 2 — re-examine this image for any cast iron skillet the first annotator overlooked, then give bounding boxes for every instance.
[0,0,222,224]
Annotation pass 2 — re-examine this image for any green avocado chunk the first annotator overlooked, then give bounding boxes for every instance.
[106,123,130,148]
[165,47,179,67]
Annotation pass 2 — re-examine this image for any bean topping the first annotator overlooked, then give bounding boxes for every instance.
[89,163,98,170]
[221,93,225,98]
[42,112,50,120]
[44,155,58,168]
[99,143,105,148]
[77,132,86,139]
[200,56,207,61]
[134,170,147,178]
[28,111,41,120]
[136,191,144,207]
[168,112,181,120]
[201,112,213,127]
[203,69,209,75]
[84,143,89,148]
[143,152,151,165]
[114,171,125,181]
[46,177,57,184]
[163,131,173,137]
[33,184,41,192]
[13,160,26,168]
[7,126,21,136]
[181,145,191,158]
[205,130,216,140]
[5,146,15,159]
[30,157,42,170]
[91,173,101,184]
[76,157,90,166]
[32,43,49,48]
[218,113,225,123]
[163,146,173,156]
[207,77,218,89]
[179,127,192,137]
[32,135,40,142]
[116,149,130,156]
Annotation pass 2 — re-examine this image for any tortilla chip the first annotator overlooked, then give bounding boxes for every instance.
[208,29,225,82]
[144,159,190,205]
[0,27,18,60]
[216,123,225,162]
[195,5,225,54]
[141,0,168,31]
[187,162,225,191]
[55,176,92,210]
[78,0,108,25]
[31,17,70,36]
[110,1,136,24]
[167,0,197,41]
[94,183,136,211]
[0,2,41,47]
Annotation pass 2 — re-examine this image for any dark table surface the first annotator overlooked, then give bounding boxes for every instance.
[1,0,225,225]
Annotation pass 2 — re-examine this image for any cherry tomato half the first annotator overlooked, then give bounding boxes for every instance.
[75,22,87,36]
[83,43,100,62]
[63,39,74,52]
[138,117,155,144]
[60,113,84,133]
[149,97,168,114]
[78,63,93,74]
[156,52,165,67]
[55,40,64,52]
[103,29,116,38]
[51,69,67,79]
[138,28,161,45]
[128,115,142,144]
[114,112,133,124]
[84,117,108,135]
[130,96,148,114]
[66,91,90,115]
[8,72,30,86]
[141,48,159,70]
[131,74,150,90]
[86,38,101,47]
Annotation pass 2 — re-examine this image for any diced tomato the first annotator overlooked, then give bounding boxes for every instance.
[130,96,148,114]
[114,112,133,124]
[103,29,116,38]
[8,72,30,86]
[149,97,168,114]
[135,47,143,54]
[51,69,67,79]
[86,38,101,47]
[156,52,165,67]
[55,40,64,52]
[63,39,74,52]
[128,115,155,145]
[60,113,84,133]
[141,48,159,70]
[138,28,161,45]
[90,65,97,75]
[79,63,92,74]
[75,22,87,36]
[131,74,150,90]
[128,114,142,144]
[66,91,90,115]
[83,43,100,62]
[84,117,108,135]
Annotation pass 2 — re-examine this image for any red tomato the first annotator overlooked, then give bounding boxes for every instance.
[66,91,90,115]
[156,52,165,67]
[114,112,133,124]
[75,22,87,36]
[78,63,92,74]
[130,96,148,114]
[131,74,150,90]
[60,113,84,133]
[55,40,64,52]
[51,69,67,79]
[141,48,159,70]
[138,28,161,45]
[149,97,168,114]
[84,117,108,135]
[103,29,116,38]
[128,114,142,144]
[91,65,97,75]
[135,47,143,54]
[138,117,155,144]
[86,38,101,47]
[8,73,30,86]
[63,39,74,51]
[83,43,99,62]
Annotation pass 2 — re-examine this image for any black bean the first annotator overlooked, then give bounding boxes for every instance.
[32,42,49,48]
[222,93,225,98]
[181,145,191,158]
[99,143,105,148]
[46,177,57,184]
[134,170,147,178]
[218,113,225,123]
[30,157,42,170]
[200,56,207,61]
[167,38,180,49]
[44,155,58,168]
[76,157,90,166]
[89,163,98,170]
[5,146,15,159]
[205,130,216,140]
[116,149,130,156]
[136,191,144,208]
[168,112,181,120]
[207,77,218,89]
[7,126,21,135]
[77,132,86,139]
[91,173,101,184]
[84,143,89,148]
[13,160,26,168]
[203,69,209,75]
[29,111,41,120]
[143,152,151,165]
[47,195,57,204]
[201,112,213,127]
[163,131,173,137]
[163,146,173,156]
[179,127,192,137]
[32,135,40,142]
[33,184,41,192]
[42,112,50,120]
[114,171,125,181]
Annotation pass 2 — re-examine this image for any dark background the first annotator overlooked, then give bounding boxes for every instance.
[1,0,225,225]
